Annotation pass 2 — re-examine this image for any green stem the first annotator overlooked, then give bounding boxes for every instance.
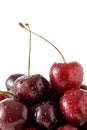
[0,90,16,97]
[19,23,66,63]
[31,31,66,63]
[19,23,31,76]
[28,29,31,76]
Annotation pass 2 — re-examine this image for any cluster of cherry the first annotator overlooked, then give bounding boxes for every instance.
[0,23,87,130]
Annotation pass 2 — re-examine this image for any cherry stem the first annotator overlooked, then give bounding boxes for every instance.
[19,22,66,64]
[25,24,31,77]
[31,31,66,63]
[28,29,31,76]
[19,23,31,76]
[0,90,16,97]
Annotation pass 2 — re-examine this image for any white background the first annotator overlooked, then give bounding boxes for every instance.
[0,0,87,90]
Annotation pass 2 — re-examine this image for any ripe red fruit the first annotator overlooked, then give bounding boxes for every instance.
[57,124,78,130]
[0,93,6,101]
[50,62,83,94]
[14,74,50,105]
[0,98,29,130]
[6,73,25,93]
[59,89,87,126]
[34,101,59,130]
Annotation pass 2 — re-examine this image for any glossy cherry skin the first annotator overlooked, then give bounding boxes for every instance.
[0,93,6,101]
[0,98,29,130]
[60,89,87,126]
[6,73,25,93]
[57,124,78,130]
[50,62,83,94]
[14,74,50,105]
[34,101,59,130]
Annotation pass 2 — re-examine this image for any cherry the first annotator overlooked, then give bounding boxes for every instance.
[0,93,6,101]
[34,101,59,130]
[19,23,83,95]
[0,98,29,130]
[6,73,25,93]
[59,89,87,126]
[14,74,50,105]
[57,124,78,130]
[1,22,85,129]
[50,62,83,94]
[14,24,52,106]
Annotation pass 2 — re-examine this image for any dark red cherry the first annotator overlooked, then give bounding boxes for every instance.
[6,73,25,93]
[14,74,50,105]
[0,93,6,101]
[50,62,83,94]
[0,98,29,130]
[34,101,59,130]
[57,124,78,130]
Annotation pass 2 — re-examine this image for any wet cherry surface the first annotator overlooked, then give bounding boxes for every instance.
[0,98,29,130]
[14,74,51,105]
[0,23,86,130]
